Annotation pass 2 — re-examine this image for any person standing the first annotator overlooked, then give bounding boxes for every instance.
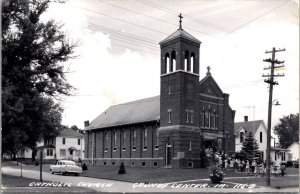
[246,160,250,173]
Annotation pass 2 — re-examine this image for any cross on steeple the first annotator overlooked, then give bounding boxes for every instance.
[206,66,211,76]
[178,13,183,29]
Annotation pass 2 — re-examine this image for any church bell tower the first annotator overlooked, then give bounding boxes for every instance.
[158,14,202,168]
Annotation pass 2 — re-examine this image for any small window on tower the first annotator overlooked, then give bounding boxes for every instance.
[165,53,170,74]
[186,110,189,123]
[168,84,171,95]
[168,109,172,123]
[191,53,195,73]
[190,110,194,123]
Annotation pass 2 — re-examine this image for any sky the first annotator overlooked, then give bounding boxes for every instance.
[43,0,299,134]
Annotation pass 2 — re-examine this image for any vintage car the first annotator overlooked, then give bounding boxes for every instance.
[50,160,82,176]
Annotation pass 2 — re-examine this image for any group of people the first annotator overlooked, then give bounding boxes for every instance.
[204,148,286,176]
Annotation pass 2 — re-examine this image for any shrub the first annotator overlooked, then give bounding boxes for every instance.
[82,163,88,170]
[118,162,126,174]
[209,167,225,184]
[34,161,39,166]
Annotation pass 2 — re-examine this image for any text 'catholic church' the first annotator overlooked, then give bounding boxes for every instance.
[83,16,236,168]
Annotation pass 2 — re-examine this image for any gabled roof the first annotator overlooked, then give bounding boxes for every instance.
[234,120,265,136]
[85,96,160,131]
[287,142,299,149]
[271,146,290,152]
[160,29,201,44]
[59,128,85,138]
[199,73,224,97]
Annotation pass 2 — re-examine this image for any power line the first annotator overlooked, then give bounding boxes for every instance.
[136,0,230,32]
[99,0,210,35]
[79,25,159,56]
[75,5,169,36]
[225,0,289,36]
[86,23,159,45]
[85,25,159,50]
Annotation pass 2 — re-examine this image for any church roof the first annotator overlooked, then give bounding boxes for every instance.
[85,96,160,130]
[160,29,201,45]
[59,127,85,138]
[234,120,265,136]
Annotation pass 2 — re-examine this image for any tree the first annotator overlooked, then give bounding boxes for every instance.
[241,132,260,159]
[274,113,299,149]
[2,0,76,160]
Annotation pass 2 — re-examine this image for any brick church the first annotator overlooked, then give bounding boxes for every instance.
[83,17,235,168]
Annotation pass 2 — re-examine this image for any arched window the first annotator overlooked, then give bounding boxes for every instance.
[171,50,176,72]
[205,111,210,128]
[165,53,170,74]
[184,50,189,71]
[240,132,245,143]
[191,53,195,73]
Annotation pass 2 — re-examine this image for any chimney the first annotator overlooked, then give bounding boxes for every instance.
[244,116,248,122]
[84,120,89,127]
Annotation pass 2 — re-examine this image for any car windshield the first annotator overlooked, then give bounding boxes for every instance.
[64,161,76,165]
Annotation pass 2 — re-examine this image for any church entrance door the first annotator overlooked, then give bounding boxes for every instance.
[165,142,172,167]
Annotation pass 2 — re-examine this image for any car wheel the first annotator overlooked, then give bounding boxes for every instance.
[75,173,79,176]
[50,170,54,174]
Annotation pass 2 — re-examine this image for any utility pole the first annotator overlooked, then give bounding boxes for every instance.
[262,47,285,186]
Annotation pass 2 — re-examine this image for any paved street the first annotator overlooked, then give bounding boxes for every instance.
[2,166,299,193]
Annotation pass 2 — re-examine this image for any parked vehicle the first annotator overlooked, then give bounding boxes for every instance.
[50,160,82,176]
[293,161,299,168]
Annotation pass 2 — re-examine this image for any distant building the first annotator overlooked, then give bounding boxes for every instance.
[235,117,267,160]
[287,142,299,161]
[18,127,85,161]
[83,20,235,168]
[235,117,289,164]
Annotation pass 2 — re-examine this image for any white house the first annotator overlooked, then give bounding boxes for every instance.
[270,146,289,165]
[235,116,268,160]
[234,116,288,164]
[18,128,85,161]
[287,142,299,161]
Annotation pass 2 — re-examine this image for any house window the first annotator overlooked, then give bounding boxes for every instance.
[142,161,146,167]
[240,132,245,143]
[104,131,108,151]
[190,110,194,124]
[155,128,159,149]
[47,149,53,156]
[132,129,137,150]
[78,139,80,145]
[153,162,158,167]
[122,130,126,150]
[261,151,264,160]
[113,131,117,150]
[189,141,192,151]
[60,149,66,157]
[168,109,172,123]
[62,138,66,145]
[143,128,148,150]
[275,153,277,161]
[260,132,262,143]
[50,138,54,145]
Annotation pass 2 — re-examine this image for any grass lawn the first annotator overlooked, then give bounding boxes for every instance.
[81,165,299,185]
[81,165,251,183]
